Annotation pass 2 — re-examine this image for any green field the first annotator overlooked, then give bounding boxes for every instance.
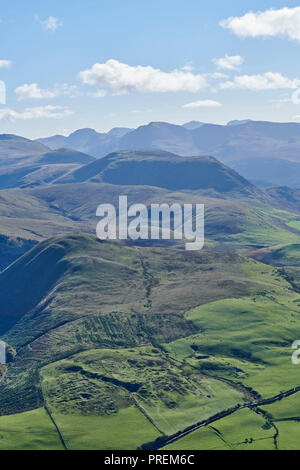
[52,407,161,450]
[0,408,63,450]
[0,173,300,450]
[165,409,275,450]
[40,347,243,438]
[262,393,300,419]
[165,293,300,398]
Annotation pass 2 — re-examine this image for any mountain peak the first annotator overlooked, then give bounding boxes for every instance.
[182,121,205,130]
[226,119,253,127]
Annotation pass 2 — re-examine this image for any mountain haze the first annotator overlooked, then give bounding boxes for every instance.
[36,120,300,162]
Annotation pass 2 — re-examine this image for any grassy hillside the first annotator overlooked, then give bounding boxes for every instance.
[56,150,259,196]
[250,244,300,267]
[0,233,270,340]
[0,178,299,273]
[0,138,300,450]
[0,233,299,449]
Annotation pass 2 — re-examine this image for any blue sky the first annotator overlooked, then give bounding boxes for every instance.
[1,0,300,138]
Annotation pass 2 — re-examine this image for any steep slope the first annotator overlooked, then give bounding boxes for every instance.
[250,243,300,267]
[0,233,299,450]
[0,233,261,339]
[265,187,300,213]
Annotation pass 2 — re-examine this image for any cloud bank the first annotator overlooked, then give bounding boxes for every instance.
[221,7,300,42]
[15,83,58,100]
[220,72,300,90]
[0,106,73,121]
[79,59,207,94]
[182,99,222,108]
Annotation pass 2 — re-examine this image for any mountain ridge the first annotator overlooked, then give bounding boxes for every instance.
[35,120,300,162]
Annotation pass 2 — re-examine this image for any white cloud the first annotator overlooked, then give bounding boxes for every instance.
[35,14,63,32]
[220,72,300,91]
[0,60,12,69]
[220,7,300,42]
[182,99,222,108]
[0,106,73,121]
[291,89,300,104]
[15,83,78,100]
[212,54,244,71]
[79,59,207,94]
[15,83,58,100]
[180,64,194,72]
[208,72,228,80]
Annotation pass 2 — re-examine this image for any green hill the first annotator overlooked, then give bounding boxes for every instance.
[56,150,259,196]
[250,243,300,267]
[0,233,299,450]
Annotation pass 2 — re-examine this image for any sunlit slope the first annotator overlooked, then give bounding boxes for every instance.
[251,243,300,267]
[18,181,300,248]
[0,233,295,418]
[0,234,299,448]
[0,233,292,340]
[165,292,300,398]
[56,150,259,196]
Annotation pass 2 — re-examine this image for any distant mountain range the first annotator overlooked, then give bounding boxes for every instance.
[37,120,300,167]
[2,119,300,189]
[0,133,260,196]
[229,157,300,188]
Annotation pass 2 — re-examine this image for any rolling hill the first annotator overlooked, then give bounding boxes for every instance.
[0,233,299,450]
[0,127,300,450]
[0,134,49,167]
[0,145,95,189]
[55,149,260,196]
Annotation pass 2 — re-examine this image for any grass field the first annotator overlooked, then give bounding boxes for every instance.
[0,408,63,450]
[262,392,300,419]
[165,292,300,398]
[276,421,300,450]
[40,346,244,438]
[165,408,275,450]
[53,407,161,450]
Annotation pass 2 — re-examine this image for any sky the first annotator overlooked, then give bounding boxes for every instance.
[1,0,300,138]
